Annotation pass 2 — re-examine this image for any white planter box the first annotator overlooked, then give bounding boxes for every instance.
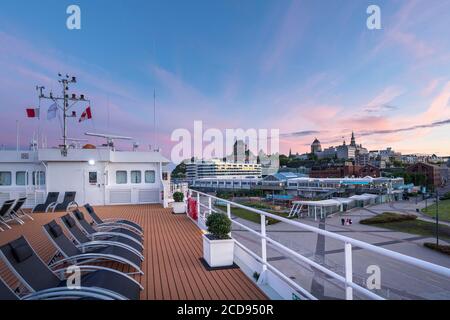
[172,202,186,214]
[203,234,235,268]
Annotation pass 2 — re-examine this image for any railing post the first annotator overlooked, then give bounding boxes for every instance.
[208,196,212,215]
[197,192,201,226]
[258,214,267,284]
[227,203,232,237]
[344,242,353,300]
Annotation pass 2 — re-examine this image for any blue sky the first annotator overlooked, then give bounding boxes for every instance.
[1,0,450,157]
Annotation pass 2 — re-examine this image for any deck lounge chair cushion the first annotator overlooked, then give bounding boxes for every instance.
[64,216,76,228]
[84,203,143,232]
[73,210,84,221]
[9,239,33,263]
[84,204,94,214]
[49,223,64,238]
[76,270,140,300]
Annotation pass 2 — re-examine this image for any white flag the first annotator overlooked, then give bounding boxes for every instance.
[47,103,58,120]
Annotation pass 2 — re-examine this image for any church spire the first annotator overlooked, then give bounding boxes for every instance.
[350,131,356,147]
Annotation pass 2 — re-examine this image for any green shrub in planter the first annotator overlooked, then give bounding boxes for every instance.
[173,191,184,202]
[206,212,232,240]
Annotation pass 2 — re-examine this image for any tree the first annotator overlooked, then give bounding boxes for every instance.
[392,159,403,167]
[308,153,318,161]
[401,172,427,187]
[171,162,187,179]
[279,154,290,167]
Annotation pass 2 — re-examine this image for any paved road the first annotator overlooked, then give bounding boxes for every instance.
[226,201,450,300]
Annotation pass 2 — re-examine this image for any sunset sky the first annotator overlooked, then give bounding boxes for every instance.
[1,0,450,159]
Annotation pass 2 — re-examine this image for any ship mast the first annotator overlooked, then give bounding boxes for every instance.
[37,74,88,156]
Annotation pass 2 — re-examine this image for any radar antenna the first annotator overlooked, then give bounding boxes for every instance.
[85,132,133,151]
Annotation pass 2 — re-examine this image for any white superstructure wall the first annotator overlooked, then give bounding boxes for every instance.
[46,161,163,206]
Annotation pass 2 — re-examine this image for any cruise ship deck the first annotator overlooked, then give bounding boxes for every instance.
[0,205,267,300]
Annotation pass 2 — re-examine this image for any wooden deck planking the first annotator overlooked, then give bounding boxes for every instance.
[0,204,267,300]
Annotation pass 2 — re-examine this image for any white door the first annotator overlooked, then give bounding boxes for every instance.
[84,170,105,205]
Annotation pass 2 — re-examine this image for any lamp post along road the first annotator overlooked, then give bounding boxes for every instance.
[436,191,439,246]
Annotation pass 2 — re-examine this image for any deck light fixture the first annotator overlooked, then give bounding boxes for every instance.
[88,159,95,166]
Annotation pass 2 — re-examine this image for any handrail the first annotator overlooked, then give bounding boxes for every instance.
[189,188,450,300]
[234,240,318,300]
[190,189,450,278]
[230,211,383,300]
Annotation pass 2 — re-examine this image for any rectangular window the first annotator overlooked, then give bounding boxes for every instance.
[32,171,45,186]
[16,171,28,186]
[0,172,12,186]
[131,171,141,184]
[116,171,127,184]
[89,172,98,184]
[145,170,155,183]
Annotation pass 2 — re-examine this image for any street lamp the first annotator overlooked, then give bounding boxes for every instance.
[436,191,439,246]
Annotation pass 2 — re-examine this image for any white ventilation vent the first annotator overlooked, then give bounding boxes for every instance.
[138,189,159,203]
[20,153,29,160]
[109,189,132,204]
[0,192,10,204]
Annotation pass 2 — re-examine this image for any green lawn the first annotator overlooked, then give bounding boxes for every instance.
[422,199,450,223]
[360,212,417,225]
[365,219,450,242]
[215,205,289,225]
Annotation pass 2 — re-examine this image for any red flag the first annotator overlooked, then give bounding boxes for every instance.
[79,106,92,122]
[26,108,40,118]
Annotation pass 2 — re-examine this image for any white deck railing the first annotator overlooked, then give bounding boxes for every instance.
[188,189,450,300]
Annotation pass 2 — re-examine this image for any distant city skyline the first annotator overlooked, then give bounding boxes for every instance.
[1,0,450,157]
[300,131,442,157]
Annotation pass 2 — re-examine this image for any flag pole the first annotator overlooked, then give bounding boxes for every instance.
[36,85,44,149]
[16,120,19,153]
[37,92,41,150]
[153,88,156,151]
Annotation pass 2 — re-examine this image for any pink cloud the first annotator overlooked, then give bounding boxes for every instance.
[369,0,441,61]
[364,86,404,112]
[421,78,443,97]
[390,31,434,58]
[0,31,166,151]
[279,81,450,155]
[260,0,308,73]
